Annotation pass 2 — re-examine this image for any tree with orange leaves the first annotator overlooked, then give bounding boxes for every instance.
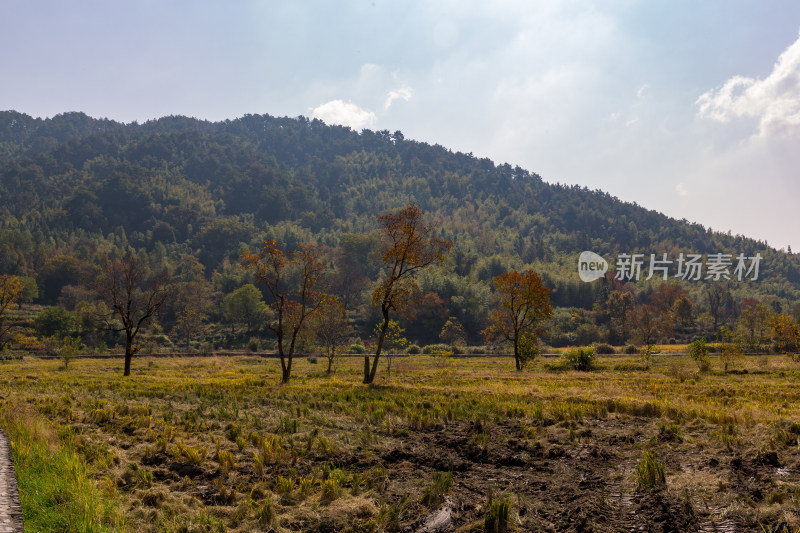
[242,240,326,384]
[0,275,24,350]
[483,269,553,371]
[366,203,452,384]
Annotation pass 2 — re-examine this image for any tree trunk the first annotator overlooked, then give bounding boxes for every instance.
[514,337,521,371]
[281,350,292,384]
[123,334,133,377]
[365,311,390,384]
[277,333,290,384]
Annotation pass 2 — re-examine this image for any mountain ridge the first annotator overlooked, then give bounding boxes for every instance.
[1,109,798,318]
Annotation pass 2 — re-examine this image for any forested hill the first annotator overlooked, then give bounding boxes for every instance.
[1,110,798,314]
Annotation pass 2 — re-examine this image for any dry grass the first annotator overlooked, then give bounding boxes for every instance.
[0,352,799,530]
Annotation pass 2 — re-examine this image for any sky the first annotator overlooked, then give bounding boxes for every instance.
[2,1,800,251]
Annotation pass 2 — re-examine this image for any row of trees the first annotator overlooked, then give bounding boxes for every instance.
[0,203,556,384]
[556,276,800,352]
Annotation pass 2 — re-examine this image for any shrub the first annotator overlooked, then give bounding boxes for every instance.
[57,336,81,369]
[574,323,600,346]
[320,478,341,502]
[564,347,595,371]
[420,471,453,508]
[298,476,314,498]
[484,495,513,532]
[466,345,489,355]
[407,344,421,354]
[34,307,76,338]
[256,495,276,527]
[639,344,656,369]
[635,451,666,490]
[275,475,295,495]
[349,343,367,354]
[658,423,683,442]
[688,337,711,371]
[218,450,235,477]
[516,334,539,369]
[625,344,638,355]
[594,343,615,354]
[422,343,451,355]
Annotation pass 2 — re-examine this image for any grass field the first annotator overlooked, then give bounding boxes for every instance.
[2,351,800,532]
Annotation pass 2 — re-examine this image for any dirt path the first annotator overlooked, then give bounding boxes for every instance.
[0,431,23,532]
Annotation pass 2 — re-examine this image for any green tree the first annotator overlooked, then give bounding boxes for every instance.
[373,319,407,376]
[223,284,268,334]
[171,307,206,347]
[58,336,82,369]
[17,276,38,308]
[439,316,467,347]
[688,337,710,371]
[719,326,742,371]
[34,307,76,339]
[169,254,214,346]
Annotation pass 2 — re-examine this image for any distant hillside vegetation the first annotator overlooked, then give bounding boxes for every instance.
[1,110,798,345]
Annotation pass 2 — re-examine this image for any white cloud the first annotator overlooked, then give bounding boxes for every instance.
[310,99,376,130]
[384,86,413,110]
[697,31,800,137]
[675,182,688,197]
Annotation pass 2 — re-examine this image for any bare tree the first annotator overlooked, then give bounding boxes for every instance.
[631,304,672,345]
[705,284,733,338]
[97,255,173,376]
[241,241,327,384]
[313,296,352,373]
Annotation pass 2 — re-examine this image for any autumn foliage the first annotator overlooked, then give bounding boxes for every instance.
[366,203,452,384]
[0,275,24,349]
[483,269,553,370]
[242,240,327,383]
